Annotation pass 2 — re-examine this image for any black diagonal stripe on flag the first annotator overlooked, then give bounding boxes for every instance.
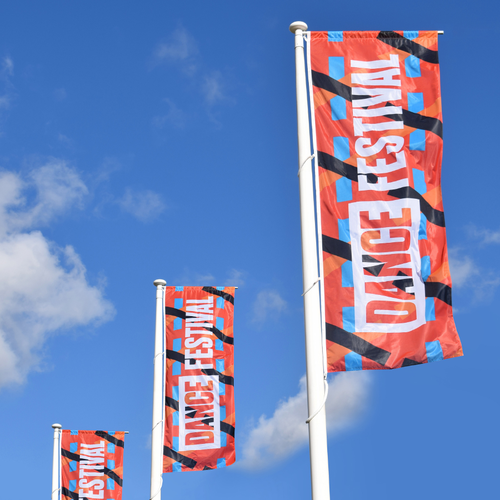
[402,357,422,367]
[167,349,185,363]
[202,368,234,386]
[165,307,186,319]
[387,186,446,227]
[202,286,235,305]
[425,282,452,306]
[403,108,443,138]
[311,70,352,100]
[322,235,352,261]
[326,322,391,366]
[207,325,234,345]
[94,431,125,448]
[62,487,81,500]
[103,467,123,486]
[377,31,439,63]
[166,396,179,411]
[221,422,235,437]
[61,448,80,461]
[164,446,197,469]
[318,150,378,184]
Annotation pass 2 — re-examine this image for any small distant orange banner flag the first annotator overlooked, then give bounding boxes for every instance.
[163,286,236,472]
[308,31,462,371]
[61,430,125,500]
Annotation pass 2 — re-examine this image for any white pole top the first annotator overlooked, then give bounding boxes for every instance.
[52,423,62,429]
[290,21,308,33]
[153,279,166,287]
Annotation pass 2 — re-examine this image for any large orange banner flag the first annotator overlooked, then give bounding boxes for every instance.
[163,286,236,472]
[61,430,125,500]
[308,31,462,371]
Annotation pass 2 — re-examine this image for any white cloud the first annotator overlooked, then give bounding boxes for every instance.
[202,72,225,105]
[225,269,245,287]
[152,98,188,129]
[466,224,500,245]
[118,187,166,222]
[252,289,287,323]
[0,162,114,391]
[2,57,13,77]
[448,249,479,288]
[153,27,198,64]
[239,372,371,469]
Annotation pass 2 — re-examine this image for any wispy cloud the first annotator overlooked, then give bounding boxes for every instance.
[252,289,287,324]
[466,224,500,245]
[152,98,188,130]
[239,372,371,470]
[153,26,198,64]
[118,187,166,222]
[0,56,15,113]
[152,27,232,113]
[0,161,114,391]
[225,269,245,287]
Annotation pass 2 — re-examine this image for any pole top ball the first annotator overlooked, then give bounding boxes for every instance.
[289,22,308,33]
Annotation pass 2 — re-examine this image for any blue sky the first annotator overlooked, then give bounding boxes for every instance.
[0,1,498,499]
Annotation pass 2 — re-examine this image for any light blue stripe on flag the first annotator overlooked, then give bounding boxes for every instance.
[328,31,343,42]
[221,432,227,447]
[341,261,353,288]
[336,177,352,202]
[69,461,77,472]
[331,96,347,121]
[217,458,227,468]
[413,168,427,194]
[173,436,179,451]
[405,55,421,77]
[70,442,78,453]
[421,255,431,282]
[173,317,182,330]
[172,361,181,375]
[174,298,183,309]
[107,443,115,454]
[107,478,115,490]
[408,92,424,113]
[173,462,182,472]
[216,359,225,372]
[175,286,184,291]
[216,297,224,309]
[219,382,225,395]
[329,56,344,80]
[333,136,350,161]
[69,480,77,492]
[172,411,179,426]
[419,213,428,240]
[404,31,419,40]
[410,129,426,151]
[338,218,350,242]
[220,406,226,421]
[426,340,444,363]
[216,317,224,330]
[426,297,436,322]
[342,307,355,332]
[172,385,179,400]
[173,338,182,351]
[345,352,362,371]
[215,339,223,351]
[71,430,79,435]
[107,459,115,470]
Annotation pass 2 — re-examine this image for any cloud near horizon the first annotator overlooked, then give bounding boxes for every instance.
[0,160,114,391]
[238,372,371,470]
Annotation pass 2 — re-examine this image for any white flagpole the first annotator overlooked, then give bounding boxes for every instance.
[289,21,331,500]
[151,279,166,500]
[51,423,62,500]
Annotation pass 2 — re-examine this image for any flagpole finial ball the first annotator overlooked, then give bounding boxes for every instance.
[289,21,308,33]
[153,279,167,287]
[52,423,62,429]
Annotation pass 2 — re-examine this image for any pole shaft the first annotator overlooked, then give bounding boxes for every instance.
[51,424,61,500]
[151,280,166,500]
[291,22,331,500]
